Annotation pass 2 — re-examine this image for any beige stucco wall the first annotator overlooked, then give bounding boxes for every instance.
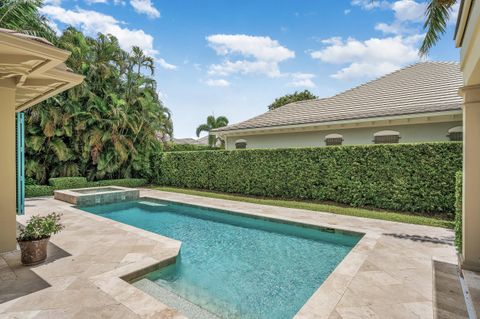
[0,83,17,252]
[225,121,463,150]
[457,0,480,271]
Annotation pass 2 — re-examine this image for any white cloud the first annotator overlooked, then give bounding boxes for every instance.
[130,0,160,18]
[208,60,282,78]
[311,35,421,80]
[344,9,351,15]
[288,73,316,88]
[351,0,390,10]
[372,1,428,36]
[392,0,426,22]
[204,79,231,87]
[206,34,294,78]
[85,0,108,4]
[44,0,62,5]
[375,22,403,34]
[207,34,294,62]
[40,5,176,70]
[158,58,177,70]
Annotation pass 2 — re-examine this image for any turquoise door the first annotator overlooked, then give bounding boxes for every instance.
[16,112,25,215]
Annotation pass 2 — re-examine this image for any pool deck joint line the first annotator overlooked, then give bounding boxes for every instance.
[0,189,463,318]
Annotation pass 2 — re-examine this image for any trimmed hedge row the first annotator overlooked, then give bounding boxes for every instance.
[48,177,88,189]
[155,142,462,217]
[94,178,148,188]
[166,144,220,152]
[25,178,148,198]
[455,171,462,252]
[25,185,55,197]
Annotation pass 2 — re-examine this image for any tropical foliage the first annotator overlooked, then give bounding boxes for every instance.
[0,0,56,43]
[23,28,172,183]
[268,90,318,110]
[196,115,229,147]
[1,0,173,183]
[420,0,458,55]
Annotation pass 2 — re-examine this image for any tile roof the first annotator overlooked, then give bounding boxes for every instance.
[213,62,463,133]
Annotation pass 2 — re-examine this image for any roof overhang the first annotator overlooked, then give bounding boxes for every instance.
[213,110,463,138]
[455,0,480,85]
[0,29,84,112]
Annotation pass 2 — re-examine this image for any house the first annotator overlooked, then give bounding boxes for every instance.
[212,62,463,150]
[456,0,480,272]
[173,136,210,145]
[0,28,83,252]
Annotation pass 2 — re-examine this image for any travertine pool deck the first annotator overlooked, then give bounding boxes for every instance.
[0,189,466,318]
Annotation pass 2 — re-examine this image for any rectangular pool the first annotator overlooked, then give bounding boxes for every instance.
[82,199,361,319]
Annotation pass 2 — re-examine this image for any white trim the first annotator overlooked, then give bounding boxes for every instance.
[214,110,463,137]
[373,130,400,137]
[325,133,343,139]
[448,126,463,133]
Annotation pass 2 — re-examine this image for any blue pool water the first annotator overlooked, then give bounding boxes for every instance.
[82,199,361,319]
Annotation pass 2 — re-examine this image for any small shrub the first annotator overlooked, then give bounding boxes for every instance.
[94,178,148,188]
[48,177,88,189]
[25,185,55,197]
[454,171,462,253]
[17,213,64,241]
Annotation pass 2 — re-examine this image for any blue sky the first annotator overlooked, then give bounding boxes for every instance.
[40,0,460,138]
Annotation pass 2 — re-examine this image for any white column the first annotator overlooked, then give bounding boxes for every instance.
[461,84,480,271]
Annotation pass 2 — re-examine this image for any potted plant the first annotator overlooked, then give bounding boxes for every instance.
[17,213,64,265]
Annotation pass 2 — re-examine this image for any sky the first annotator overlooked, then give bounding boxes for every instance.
[40,0,460,138]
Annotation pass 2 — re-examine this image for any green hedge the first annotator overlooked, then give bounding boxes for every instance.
[455,171,462,252]
[155,142,462,217]
[25,178,148,198]
[93,178,148,188]
[48,177,88,189]
[25,185,55,197]
[166,144,220,152]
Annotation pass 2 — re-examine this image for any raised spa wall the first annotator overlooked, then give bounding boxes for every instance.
[54,186,139,206]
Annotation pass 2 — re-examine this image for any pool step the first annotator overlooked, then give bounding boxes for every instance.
[133,279,220,319]
[137,201,167,207]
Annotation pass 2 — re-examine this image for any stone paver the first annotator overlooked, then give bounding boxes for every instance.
[0,189,463,318]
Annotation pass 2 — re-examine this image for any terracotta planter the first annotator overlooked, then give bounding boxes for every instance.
[18,237,50,265]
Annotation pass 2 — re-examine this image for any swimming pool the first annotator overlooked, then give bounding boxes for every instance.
[82,199,361,319]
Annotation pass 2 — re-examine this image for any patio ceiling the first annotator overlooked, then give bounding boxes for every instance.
[0,28,84,112]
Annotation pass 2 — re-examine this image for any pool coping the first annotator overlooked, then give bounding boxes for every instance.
[54,186,139,206]
[8,189,456,318]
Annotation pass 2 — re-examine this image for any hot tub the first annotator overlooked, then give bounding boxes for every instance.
[54,186,139,206]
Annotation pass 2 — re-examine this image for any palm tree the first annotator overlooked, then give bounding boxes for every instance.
[196,115,229,147]
[0,0,56,43]
[24,28,173,183]
[419,0,458,56]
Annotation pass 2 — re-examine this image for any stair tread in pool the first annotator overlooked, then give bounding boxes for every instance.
[133,278,220,319]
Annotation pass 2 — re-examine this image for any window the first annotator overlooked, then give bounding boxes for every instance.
[325,133,343,146]
[447,126,463,141]
[373,130,400,144]
[235,139,247,149]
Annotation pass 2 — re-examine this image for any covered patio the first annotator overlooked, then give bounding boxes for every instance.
[0,28,83,253]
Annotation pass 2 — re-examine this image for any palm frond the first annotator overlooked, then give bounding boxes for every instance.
[419,0,457,56]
